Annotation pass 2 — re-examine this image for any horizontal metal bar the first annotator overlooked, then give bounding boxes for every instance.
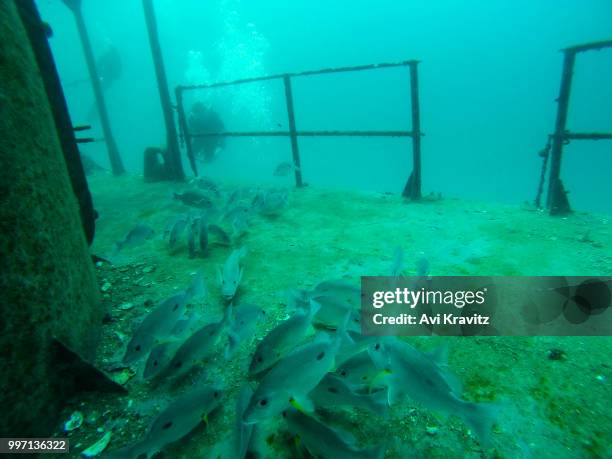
[563,39,612,54]
[564,132,612,140]
[188,130,418,138]
[177,60,417,92]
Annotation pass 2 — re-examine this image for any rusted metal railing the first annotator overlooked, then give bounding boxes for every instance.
[175,60,424,199]
[543,39,612,214]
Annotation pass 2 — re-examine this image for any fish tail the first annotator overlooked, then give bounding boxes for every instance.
[461,401,499,447]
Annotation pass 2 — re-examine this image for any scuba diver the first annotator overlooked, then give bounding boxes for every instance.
[188,102,225,163]
[96,43,122,91]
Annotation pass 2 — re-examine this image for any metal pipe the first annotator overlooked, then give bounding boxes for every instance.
[283,75,303,187]
[174,87,197,176]
[563,40,612,53]
[62,0,125,175]
[142,0,184,180]
[546,50,576,212]
[564,132,612,140]
[179,61,413,92]
[402,60,422,200]
[188,130,416,138]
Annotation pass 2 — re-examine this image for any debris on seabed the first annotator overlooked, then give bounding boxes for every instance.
[64,411,83,432]
[80,431,112,457]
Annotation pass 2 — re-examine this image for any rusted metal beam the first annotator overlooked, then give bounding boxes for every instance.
[142,0,184,180]
[62,0,125,175]
[178,61,414,92]
[283,75,303,187]
[188,130,417,138]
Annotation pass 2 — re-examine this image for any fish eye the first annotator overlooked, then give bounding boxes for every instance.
[162,421,173,430]
[175,361,183,368]
[327,387,339,394]
[340,370,347,376]
[259,398,268,407]
[316,352,325,360]
[256,356,263,363]
[374,343,381,350]
[214,391,219,398]
[135,345,141,351]
[153,360,158,367]
[173,303,179,311]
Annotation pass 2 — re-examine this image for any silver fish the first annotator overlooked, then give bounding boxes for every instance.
[162,305,233,380]
[222,205,251,224]
[368,337,498,445]
[107,385,223,459]
[168,217,188,248]
[273,161,299,177]
[115,224,154,251]
[173,190,214,209]
[143,341,175,380]
[310,295,360,332]
[235,386,254,458]
[122,292,189,364]
[194,177,220,197]
[243,334,340,424]
[219,247,247,300]
[122,274,204,364]
[311,280,361,307]
[209,223,231,246]
[335,350,380,388]
[283,408,385,459]
[248,300,319,377]
[310,374,388,416]
[258,190,288,216]
[226,303,266,357]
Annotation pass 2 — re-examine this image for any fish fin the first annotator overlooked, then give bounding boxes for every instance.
[461,401,500,447]
[289,395,314,414]
[307,298,321,318]
[334,425,357,445]
[426,344,449,366]
[369,368,393,393]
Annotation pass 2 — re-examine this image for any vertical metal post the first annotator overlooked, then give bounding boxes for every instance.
[402,60,422,200]
[62,0,125,175]
[546,50,575,214]
[175,87,198,176]
[283,75,303,187]
[142,0,184,181]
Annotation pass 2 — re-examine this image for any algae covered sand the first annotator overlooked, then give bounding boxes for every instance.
[54,172,611,458]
